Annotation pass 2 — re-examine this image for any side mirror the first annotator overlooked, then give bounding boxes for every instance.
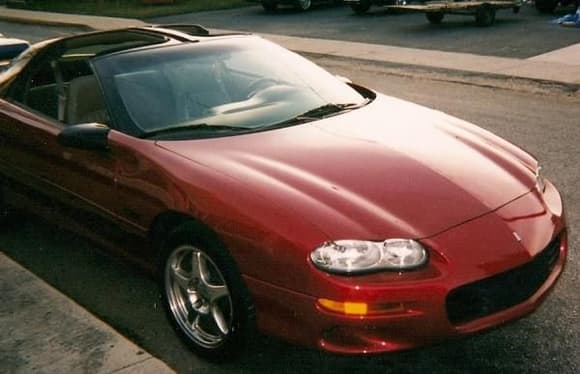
[57,123,110,151]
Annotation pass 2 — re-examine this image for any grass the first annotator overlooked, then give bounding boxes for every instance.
[11,0,251,19]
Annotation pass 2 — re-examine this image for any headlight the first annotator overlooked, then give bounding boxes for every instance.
[535,166,546,193]
[310,239,428,274]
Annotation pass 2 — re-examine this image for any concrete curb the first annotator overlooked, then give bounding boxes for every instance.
[259,32,580,88]
[304,53,580,98]
[0,252,175,374]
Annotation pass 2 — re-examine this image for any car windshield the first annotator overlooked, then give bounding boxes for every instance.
[93,36,370,138]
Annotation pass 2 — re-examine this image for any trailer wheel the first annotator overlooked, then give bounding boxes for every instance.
[351,0,372,14]
[475,4,495,27]
[426,12,445,24]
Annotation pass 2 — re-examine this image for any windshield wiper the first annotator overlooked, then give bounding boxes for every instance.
[262,100,370,131]
[299,102,366,119]
[142,123,249,138]
[291,101,370,121]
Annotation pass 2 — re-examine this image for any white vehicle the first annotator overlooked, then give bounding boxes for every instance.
[0,36,30,71]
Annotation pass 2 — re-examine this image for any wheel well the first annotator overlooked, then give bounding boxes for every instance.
[158,213,257,358]
[150,211,198,268]
[149,211,232,272]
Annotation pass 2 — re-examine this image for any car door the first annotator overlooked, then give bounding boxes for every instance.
[0,39,122,247]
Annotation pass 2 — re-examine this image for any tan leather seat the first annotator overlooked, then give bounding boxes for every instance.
[66,75,108,125]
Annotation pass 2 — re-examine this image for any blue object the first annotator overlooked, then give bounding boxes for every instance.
[555,7,580,27]
[0,38,30,60]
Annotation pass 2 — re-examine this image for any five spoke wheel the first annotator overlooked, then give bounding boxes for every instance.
[162,223,255,360]
[165,245,233,348]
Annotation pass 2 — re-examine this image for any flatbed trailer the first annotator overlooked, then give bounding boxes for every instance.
[387,1,525,27]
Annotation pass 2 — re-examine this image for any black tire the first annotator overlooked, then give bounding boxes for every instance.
[295,0,312,11]
[161,222,255,361]
[262,0,278,12]
[426,12,445,24]
[351,0,372,14]
[534,0,558,13]
[475,4,496,27]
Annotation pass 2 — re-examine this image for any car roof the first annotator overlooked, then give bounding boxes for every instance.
[139,24,246,41]
[28,24,250,58]
[0,24,250,89]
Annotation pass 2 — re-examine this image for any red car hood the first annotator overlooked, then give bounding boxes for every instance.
[158,94,537,240]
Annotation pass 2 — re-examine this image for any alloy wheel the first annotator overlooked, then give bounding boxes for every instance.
[165,245,233,348]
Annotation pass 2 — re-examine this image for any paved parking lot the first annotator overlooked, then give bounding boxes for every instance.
[153,3,580,58]
[2,4,578,59]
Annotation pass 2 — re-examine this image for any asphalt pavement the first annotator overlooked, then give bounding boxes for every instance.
[0,4,579,374]
[1,5,579,85]
[152,3,580,58]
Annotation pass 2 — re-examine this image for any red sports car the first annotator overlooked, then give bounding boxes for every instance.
[0,25,567,360]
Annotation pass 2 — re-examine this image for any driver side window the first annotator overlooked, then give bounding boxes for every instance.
[8,54,59,120]
[6,43,108,126]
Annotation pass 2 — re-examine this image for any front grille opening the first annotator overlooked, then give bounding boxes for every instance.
[446,236,561,325]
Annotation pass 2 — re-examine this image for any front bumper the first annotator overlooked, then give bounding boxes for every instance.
[246,180,567,354]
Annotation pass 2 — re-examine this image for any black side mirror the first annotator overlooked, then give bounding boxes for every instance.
[57,123,110,151]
